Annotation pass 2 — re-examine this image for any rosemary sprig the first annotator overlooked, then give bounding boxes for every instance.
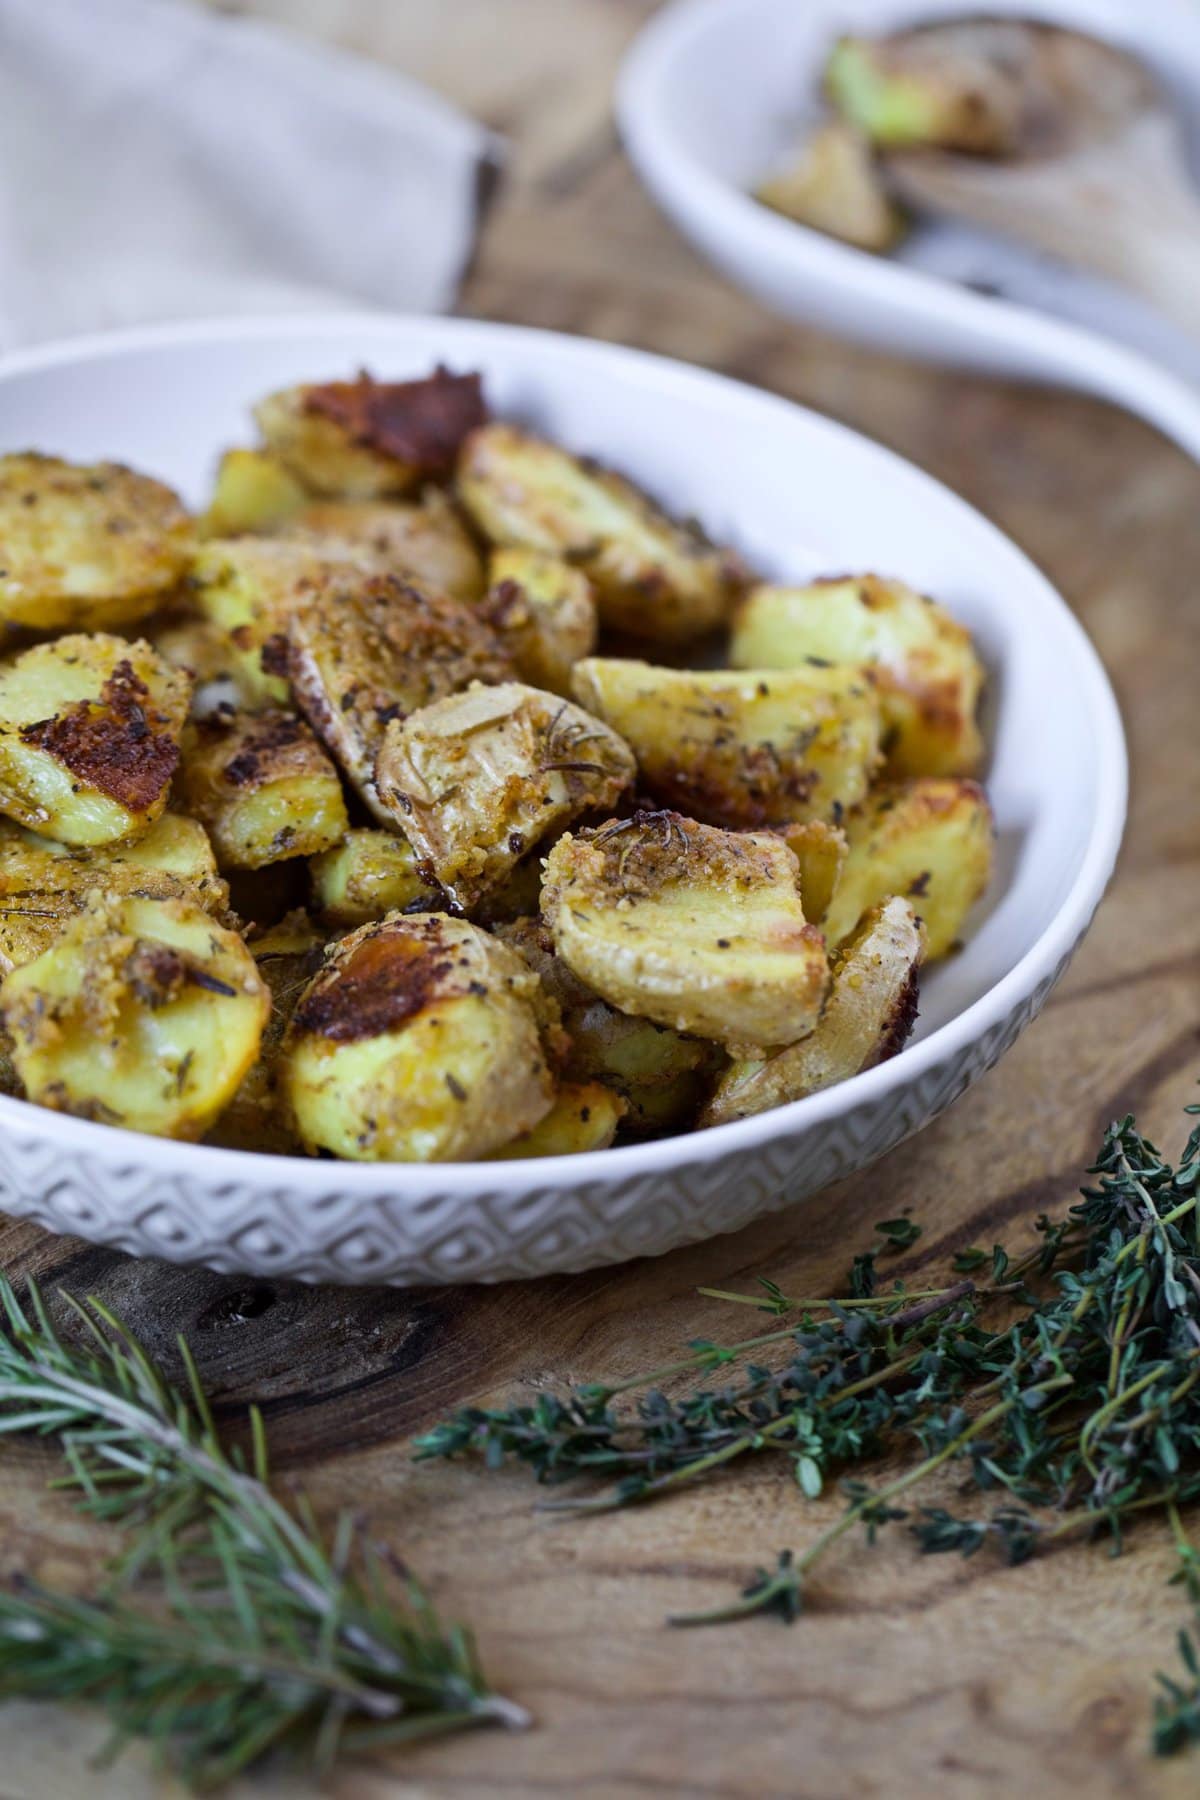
[418,1103,1200,1753]
[0,1280,525,1788]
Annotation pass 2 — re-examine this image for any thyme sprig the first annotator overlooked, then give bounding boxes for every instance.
[418,1104,1200,1752]
[0,1280,525,1788]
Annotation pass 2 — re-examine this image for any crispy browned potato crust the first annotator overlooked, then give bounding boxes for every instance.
[256,369,486,498]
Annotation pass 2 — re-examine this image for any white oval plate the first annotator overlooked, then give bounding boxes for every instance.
[0,314,1126,1284]
[618,0,1200,460]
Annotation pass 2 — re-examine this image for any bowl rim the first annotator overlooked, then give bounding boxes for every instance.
[615,0,1200,458]
[0,310,1128,1190]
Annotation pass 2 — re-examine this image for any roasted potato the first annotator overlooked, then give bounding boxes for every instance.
[286,572,513,821]
[177,708,349,870]
[499,915,720,1134]
[703,896,924,1126]
[822,778,994,960]
[200,448,307,538]
[281,489,485,604]
[482,548,597,695]
[375,683,635,910]
[256,368,487,498]
[541,812,829,1056]
[189,536,350,708]
[572,657,882,829]
[730,576,985,778]
[281,913,554,1161]
[0,893,268,1138]
[0,453,193,631]
[825,25,1026,153]
[457,424,743,644]
[773,819,848,927]
[756,122,906,250]
[0,634,189,847]
[491,1080,625,1158]
[0,813,228,972]
[309,826,438,927]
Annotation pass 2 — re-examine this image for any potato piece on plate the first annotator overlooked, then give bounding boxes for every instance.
[256,368,487,498]
[730,576,985,777]
[756,122,906,250]
[178,708,348,869]
[281,913,554,1162]
[190,536,351,708]
[200,448,307,538]
[282,489,485,604]
[375,683,635,910]
[0,813,228,972]
[499,915,720,1134]
[0,453,193,631]
[822,778,994,960]
[572,657,882,829]
[541,812,829,1056]
[286,573,513,822]
[309,826,437,926]
[774,819,847,926]
[490,1080,625,1158]
[0,893,268,1139]
[703,896,925,1126]
[0,634,189,847]
[457,424,742,644]
[483,548,597,695]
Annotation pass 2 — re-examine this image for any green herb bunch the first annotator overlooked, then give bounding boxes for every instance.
[0,1282,524,1788]
[418,1104,1200,1753]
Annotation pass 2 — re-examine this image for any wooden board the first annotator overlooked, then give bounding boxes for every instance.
[2,3,1199,1795]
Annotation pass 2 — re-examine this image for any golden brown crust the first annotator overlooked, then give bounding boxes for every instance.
[303,368,487,477]
[19,659,180,813]
[292,915,460,1044]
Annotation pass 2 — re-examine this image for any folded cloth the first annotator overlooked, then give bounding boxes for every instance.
[0,0,502,350]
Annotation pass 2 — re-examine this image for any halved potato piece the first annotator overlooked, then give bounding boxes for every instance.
[822,778,994,960]
[375,683,635,910]
[0,634,189,847]
[0,454,193,631]
[178,708,348,869]
[541,812,829,1055]
[757,122,906,250]
[200,448,307,538]
[491,1080,625,1158]
[0,813,228,972]
[0,893,268,1138]
[309,826,437,927]
[483,548,597,695]
[256,368,487,498]
[286,573,512,822]
[730,576,985,777]
[281,489,485,604]
[702,897,924,1126]
[775,819,848,926]
[189,536,351,708]
[571,658,882,829]
[498,915,720,1134]
[281,913,553,1162]
[456,424,742,644]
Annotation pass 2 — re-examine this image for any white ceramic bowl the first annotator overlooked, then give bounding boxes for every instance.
[0,314,1126,1285]
[618,0,1200,461]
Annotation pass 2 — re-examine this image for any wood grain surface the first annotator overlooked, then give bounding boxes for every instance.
[2,3,1199,1795]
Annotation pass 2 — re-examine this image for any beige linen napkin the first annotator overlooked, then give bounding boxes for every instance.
[0,0,502,349]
